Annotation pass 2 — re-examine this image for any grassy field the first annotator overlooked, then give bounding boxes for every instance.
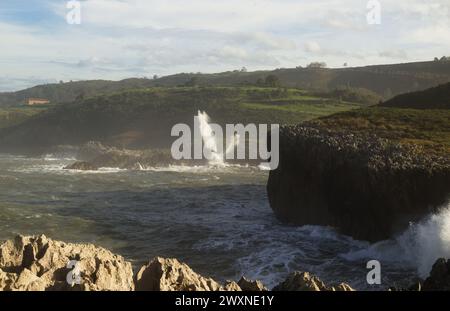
[313,107,450,155]
[112,86,367,125]
[0,106,49,129]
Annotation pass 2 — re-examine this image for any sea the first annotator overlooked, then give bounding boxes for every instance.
[0,153,449,290]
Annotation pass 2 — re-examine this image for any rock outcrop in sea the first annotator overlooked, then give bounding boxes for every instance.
[267,125,450,242]
[60,141,176,170]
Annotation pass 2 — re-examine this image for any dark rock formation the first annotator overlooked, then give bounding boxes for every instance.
[64,161,98,171]
[273,271,354,291]
[423,258,450,291]
[267,125,450,242]
[61,141,201,170]
[238,276,268,291]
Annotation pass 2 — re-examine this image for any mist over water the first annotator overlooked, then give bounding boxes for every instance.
[0,154,448,290]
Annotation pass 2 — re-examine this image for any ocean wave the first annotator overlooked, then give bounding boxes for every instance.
[342,201,450,279]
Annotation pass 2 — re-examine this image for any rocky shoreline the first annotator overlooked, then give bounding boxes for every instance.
[268,124,450,242]
[1,235,449,291]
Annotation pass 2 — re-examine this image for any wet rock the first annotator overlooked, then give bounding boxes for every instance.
[135,257,241,291]
[0,235,134,291]
[273,271,354,291]
[423,258,450,291]
[238,276,268,291]
[63,161,98,171]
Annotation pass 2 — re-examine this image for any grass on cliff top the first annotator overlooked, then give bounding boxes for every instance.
[0,107,48,129]
[313,107,450,155]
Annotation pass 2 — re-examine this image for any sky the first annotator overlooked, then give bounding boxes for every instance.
[0,0,449,92]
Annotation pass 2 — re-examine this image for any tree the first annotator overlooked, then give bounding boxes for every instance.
[153,75,158,80]
[240,67,248,73]
[307,62,327,69]
[264,75,281,87]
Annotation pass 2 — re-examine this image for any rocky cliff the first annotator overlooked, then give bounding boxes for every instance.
[1,235,449,291]
[0,235,134,291]
[0,235,353,291]
[267,125,450,242]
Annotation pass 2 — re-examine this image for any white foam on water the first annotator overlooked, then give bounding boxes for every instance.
[42,154,76,161]
[12,164,127,174]
[141,164,252,173]
[342,201,450,278]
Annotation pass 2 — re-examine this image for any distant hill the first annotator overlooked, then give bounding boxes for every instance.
[0,87,364,155]
[380,82,450,109]
[1,60,450,107]
[153,61,450,97]
[0,78,154,107]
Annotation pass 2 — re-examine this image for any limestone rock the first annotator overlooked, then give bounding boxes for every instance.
[238,276,268,291]
[223,281,242,291]
[273,271,354,291]
[332,283,355,291]
[0,235,134,291]
[135,257,241,291]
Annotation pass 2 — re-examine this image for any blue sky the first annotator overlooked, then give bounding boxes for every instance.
[0,0,449,91]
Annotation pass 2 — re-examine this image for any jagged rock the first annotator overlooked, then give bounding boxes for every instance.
[223,281,242,291]
[0,269,18,291]
[238,276,268,291]
[423,258,450,291]
[268,125,450,242]
[273,271,354,291]
[0,235,134,291]
[135,257,241,291]
[332,283,355,291]
[63,161,98,171]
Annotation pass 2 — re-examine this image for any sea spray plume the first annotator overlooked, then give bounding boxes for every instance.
[196,111,240,166]
[396,201,450,278]
[197,111,224,165]
[340,201,450,282]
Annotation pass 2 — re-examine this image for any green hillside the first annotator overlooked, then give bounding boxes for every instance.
[1,60,449,107]
[0,87,364,154]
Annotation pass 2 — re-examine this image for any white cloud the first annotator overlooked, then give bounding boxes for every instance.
[1,0,450,91]
[304,41,322,53]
